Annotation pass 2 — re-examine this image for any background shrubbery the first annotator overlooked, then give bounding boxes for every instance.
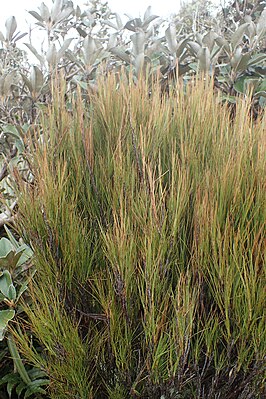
[0,0,265,221]
[0,1,265,398]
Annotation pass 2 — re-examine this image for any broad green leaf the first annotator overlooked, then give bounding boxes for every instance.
[5,16,17,42]
[16,245,34,267]
[220,95,237,104]
[131,32,145,56]
[76,26,87,38]
[16,381,26,397]
[202,31,218,52]
[234,53,250,73]
[0,238,14,258]
[246,21,256,42]
[257,79,266,92]
[2,124,25,153]
[83,35,96,65]
[234,78,245,94]
[28,11,44,23]
[25,386,47,398]
[230,47,242,69]
[254,90,266,99]
[197,47,211,73]
[188,41,201,56]
[0,245,23,269]
[0,270,15,299]
[51,0,62,22]
[24,43,44,64]
[124,18,142,32]
[46,43,58,65]
[56,7,73,24]
[247,53,266,67]
[165,25,178,54]
[107,33,118,49]
[231,23,250,50]
[0,374,18,386]
[7,378,18,397]
[16,278,31,302]
[0,73,15,96]
[144,5,152,20]
[27,369,47,380]
[196,33,203,46]
[234,76,261,94]
[115,13,123,30]
[110,47,131,64]
[30,66,44,95]
[104,20,118,30]
[215,36,230,54]
[58,38,73,59]
[0,310,15,341]
[134,52,145,76]
[257,9,266,38]
[8,284,16,301]
[39,2,50,22]
[176,37,191,59]
[142,15,159,30]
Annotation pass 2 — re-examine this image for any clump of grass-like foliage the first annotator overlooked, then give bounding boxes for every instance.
[14,74,265,398]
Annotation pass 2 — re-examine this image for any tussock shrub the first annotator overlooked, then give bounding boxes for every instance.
[14,75,265,398]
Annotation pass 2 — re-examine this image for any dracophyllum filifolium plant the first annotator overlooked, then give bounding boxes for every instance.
[13,74,266,398]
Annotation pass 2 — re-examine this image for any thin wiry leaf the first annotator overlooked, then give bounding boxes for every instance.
[12,31,27,43]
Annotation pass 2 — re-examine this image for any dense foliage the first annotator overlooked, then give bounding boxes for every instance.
[0,1,265,398]
[10,76,266,398]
